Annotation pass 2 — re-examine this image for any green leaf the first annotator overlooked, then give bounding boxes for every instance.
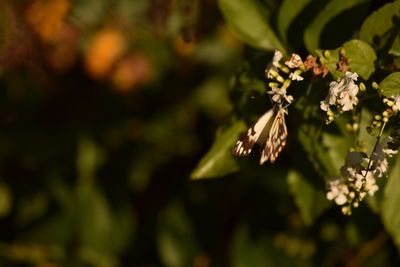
[287,170,331,226]
[343,40,377,80]
[359,1,400,48]
[277,0,312,43]
[379,72,400,97]
[382,155,400,250]
[316,40,376,80]
[304,0,369,52]
[157,202,199,267]
[389,35,400,56]
[315,47,342,79]
[218,0,286,52]
[191,120,246,179]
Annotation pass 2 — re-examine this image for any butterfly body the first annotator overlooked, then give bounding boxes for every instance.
[232,104,288,164]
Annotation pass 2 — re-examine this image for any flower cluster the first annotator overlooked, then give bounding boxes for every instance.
[326,137,398,215]
[265,51,305,105]
[320,72,360,123]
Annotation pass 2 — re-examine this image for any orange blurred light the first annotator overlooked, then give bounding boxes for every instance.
[111,53,153,92]
[174,33,196,57]
[84,28,126,79]
[25,0,70,43]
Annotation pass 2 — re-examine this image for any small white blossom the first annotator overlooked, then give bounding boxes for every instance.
[320,72,359,112]
[340,151,363,179]
[289,72,304,81]
[267,87,293,104]
[285,53,303,68]
[272,50,283,67]
[265,51,283,79]
[355,171,378,196]
[371,136,398,177]
[327,178,349,205]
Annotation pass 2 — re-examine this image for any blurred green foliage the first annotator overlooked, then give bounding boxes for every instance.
[0,0,400,267]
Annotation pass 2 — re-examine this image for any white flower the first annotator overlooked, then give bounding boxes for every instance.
[285,53,303,68]
[355,171,378,196]
[267,87,293,104]
[371,136,398,177]
[272,50,283,67]
[340,151,363,179]
[327,178,349,205]
[265,51,283,79]
[320,72,359,112]
[289,72,304,81]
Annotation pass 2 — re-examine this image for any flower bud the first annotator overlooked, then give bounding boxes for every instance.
[323,50,331,59]
[374,115,381,120]
[383,117,389,123]
[281,79,291,90]
[268,82,279,88]
[276,75,285,83]
[352,123,359,131]
[340,48,346,58]
[359,82,366,92]
[280,66,290,73]
[372,81,379,90]
[387,100,394,107]
[382,111,389,117]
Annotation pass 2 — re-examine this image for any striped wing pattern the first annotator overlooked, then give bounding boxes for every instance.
[259,109,287,164]
[232,109,274,156]
[232,106,287,164]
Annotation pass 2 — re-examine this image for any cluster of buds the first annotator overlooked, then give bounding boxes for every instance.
[265,51,306,105]
[304,55,328,77]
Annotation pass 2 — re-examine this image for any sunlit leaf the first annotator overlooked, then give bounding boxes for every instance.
[191,120,246,179]
[382,155,400,250]
[343,39,377,80]
[359,1,400,48]
[379,72,400,98]
[287,170,331,226]
[389,35,400,56]
[304,0,369,52]
[277,0,312,43]
[218,0,285,52]
[316,39,376,80]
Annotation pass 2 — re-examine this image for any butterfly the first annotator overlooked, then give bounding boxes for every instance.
[232,104,288,164]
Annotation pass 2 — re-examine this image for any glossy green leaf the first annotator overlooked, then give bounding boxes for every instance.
[191,120,246,179]
[304,0,369,52]
[315,47,342,79]
[382,155,400,250]
[277,0,312,43]
[343,39,377,80]
[218,0,285,52]
[379,72,400,97]
[287,170,331,226]
[389,35,400,56]
[316,40,376,80]
[157,202,199,267]
[359,1,400,48]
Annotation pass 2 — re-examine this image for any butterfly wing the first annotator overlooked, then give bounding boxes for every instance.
[259,108,287,164]
[232,109,274,156]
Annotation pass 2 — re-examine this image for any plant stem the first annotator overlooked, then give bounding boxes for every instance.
[362,122,387,183]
